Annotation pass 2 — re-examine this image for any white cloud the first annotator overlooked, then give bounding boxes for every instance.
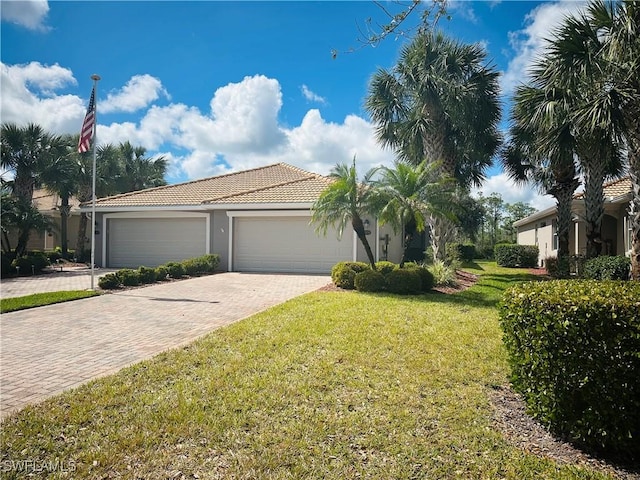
[448,0,478,24]
[501,0,587,95]
[100,74,170,114]
[472,172,556,212]
[301,84,327,104]
[1,0,49,31]
[0,62,84,133]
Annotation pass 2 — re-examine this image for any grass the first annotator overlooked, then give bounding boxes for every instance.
[0,262,615,479]
[0,290,100,313]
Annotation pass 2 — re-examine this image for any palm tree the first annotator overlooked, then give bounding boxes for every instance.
[539,0,639,277]
[375,160,454,266]
[311,158,379,269]
[38,134,78,257]
[365,30,501,260]
[1,123,60,255]
[1,193,55,257]
[502,85,580,277]
[115,141,167,192]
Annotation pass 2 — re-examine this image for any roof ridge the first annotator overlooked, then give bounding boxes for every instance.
[202,173,319,203]
[92,163,298,204]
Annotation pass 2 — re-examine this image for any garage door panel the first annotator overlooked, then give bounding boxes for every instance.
[234,217,352,274]
[108,217,206,268]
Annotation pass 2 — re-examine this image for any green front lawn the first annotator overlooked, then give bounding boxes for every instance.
[0,262,614,478]
[0,290,100,313]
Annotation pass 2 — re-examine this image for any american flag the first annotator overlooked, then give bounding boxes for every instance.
[78,85,96,153]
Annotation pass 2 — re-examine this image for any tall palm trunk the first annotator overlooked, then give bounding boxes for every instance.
[581,153,607,258]
[351,215,376,269]
[59,196,70,257]
[549,177,580,277]
[627,134,640,280]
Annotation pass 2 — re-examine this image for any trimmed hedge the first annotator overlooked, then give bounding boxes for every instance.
[354,269,386,292]
[331,262,370,289]
[155,265,169,281]
[494,244,538,268]
[116,268,140,286]
[583,255,630,280]
[98,273,121,289]
[500,280,640,456]
[138,266,157,284]
[385,268,422,295]
[165,262,185,279]
[446,243,476,262]
[416,266,435,292]
[374,261,396,275]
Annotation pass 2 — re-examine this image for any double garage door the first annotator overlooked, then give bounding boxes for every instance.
[233,216,353,274]
[106,214,353,273]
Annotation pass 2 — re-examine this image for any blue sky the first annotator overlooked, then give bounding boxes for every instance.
[1,0,589,211]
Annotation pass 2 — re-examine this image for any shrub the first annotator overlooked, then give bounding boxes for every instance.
[201,254,220,272]
[1,252,16,276]
[494,244,538,268]
[385,268,421,295]
[446,243,476,263]
[500,280,640,455]
[155,265,169,281]
[544,256,570,279]
[354,269,386,292]
[165,262,185,279]
[416,266,435,292]
[45,249,63,263]
[428,259,458,287]
[583,255,630,280]
[375,261,396,276]
[98,273,121,289]
[11,251,50,274]
[182,258,204,276]
[331,262,370,289]
[138,266,157,284]
[116,268,140,286]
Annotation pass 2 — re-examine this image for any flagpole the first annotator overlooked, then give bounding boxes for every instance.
[90,74,100,290]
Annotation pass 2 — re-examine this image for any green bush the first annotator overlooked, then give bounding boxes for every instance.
[45,249,63,263]
[374,261,396,275]
[544,256,570,279]
[116,268,140,286]
[354,269,386,292]
[182,258,204,276]
[494,244,538,268]
[200,253,220,272]
[155,265,169,281]
[98,273,121,289]
[11,251,50,274]
[1,252,16,276]
[583,255,630,280]
[416,266,435,292]
[331,262,370,289]
[138,266,157,284]
[446,243,476,262]
[385,268,422,295]
[428,260,457,287]
[499,280,640,456]
[165,262,185,279]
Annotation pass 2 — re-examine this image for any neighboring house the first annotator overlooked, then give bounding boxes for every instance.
[514,177,633,267]
[85,163,404,273]
[3,189,84,253]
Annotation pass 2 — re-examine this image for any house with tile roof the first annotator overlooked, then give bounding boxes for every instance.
[514,176,633,267]
[84,163,404,273]
[3,189,84,253]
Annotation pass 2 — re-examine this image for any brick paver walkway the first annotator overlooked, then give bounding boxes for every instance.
[0,273,330,419]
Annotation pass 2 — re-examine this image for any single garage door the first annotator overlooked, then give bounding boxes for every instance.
[233,216,352,273]
[107,217,206,268]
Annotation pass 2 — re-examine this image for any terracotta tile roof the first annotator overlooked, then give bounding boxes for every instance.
[91,163,331,207]
[574,176,632,200]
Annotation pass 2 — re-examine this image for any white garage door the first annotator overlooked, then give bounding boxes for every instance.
[107,217,206,268]
[234,216,352,274]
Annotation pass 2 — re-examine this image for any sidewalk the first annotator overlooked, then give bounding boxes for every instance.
[1,267,118,299]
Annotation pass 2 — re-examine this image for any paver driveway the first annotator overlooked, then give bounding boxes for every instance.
[0,273,330,419]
